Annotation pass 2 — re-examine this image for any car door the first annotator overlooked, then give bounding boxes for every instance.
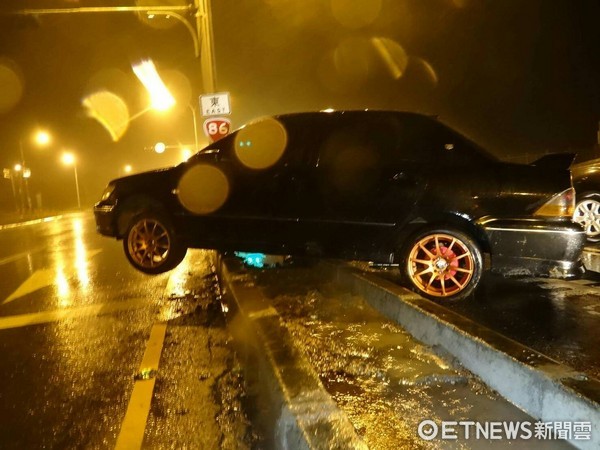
[178,116,311,252]
[295,112,428,258]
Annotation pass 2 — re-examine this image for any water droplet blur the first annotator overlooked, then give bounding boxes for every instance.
[318,38,371,93]
[234,118,287,169]
[82,91,130,141]
[0,59,24,114]
[177,164,230,214]
[410,56,439,86]
[330,0,382,29]
[371,37,408,80]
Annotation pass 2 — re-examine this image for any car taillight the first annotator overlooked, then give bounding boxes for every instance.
[534,187,575,217]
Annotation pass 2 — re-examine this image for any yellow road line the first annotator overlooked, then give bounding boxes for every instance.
[115,323,167,450]
[0,298,148,330]
[0,215,64,231]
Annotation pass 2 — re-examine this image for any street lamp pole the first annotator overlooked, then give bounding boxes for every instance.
[73,163,81,209]
[195,0,217,93]
[62,152,81,209]
[19,140,32,211]
[190,104,199,152]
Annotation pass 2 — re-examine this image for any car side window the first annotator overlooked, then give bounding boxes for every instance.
[391,115,492,167]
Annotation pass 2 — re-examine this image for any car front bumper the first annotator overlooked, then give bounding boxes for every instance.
[93,203,118,237]
[480,218,586,278]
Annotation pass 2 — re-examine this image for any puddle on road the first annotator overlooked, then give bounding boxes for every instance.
[252,268,569,449]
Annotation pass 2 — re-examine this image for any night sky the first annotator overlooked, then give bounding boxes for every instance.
[0,0,599,211]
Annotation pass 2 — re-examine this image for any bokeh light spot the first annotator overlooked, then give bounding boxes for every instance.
[177,164,230,214]
[319,38,371,93]
[411,56,439,86]
[234,118,287,170]
[331,0,382,29]
[371,37,408,80]
[82,91,130,141]
[0,59,24,114]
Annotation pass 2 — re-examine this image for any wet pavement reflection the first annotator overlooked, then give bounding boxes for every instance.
[361,263,600,381]
[250,267,569,449]
[0,212,253,449]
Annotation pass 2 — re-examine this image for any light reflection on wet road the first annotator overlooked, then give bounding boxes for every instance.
[359,262,600,381]
[0,212,251,449]
[2,211,596,448]
[249,267,570,449]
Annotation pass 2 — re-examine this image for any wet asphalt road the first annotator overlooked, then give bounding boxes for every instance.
[0,212,252,449]
[1,211,598,449]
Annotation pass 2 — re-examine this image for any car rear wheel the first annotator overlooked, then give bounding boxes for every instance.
[401,229,482,301]
[123,212,187,274]
[573,195,600,242]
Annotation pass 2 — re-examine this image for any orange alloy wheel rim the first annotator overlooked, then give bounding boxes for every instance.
[128,219,171,268]
[407,233,474,298]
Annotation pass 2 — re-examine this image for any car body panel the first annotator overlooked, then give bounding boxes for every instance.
[94,110,585,279]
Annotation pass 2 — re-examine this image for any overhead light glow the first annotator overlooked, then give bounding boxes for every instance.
[61,152,75,166]
[34,130,51,146]
[132,59,175,111]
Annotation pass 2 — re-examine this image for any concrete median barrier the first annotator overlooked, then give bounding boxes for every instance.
[582,246,600,274]
[325,262,600,450]
[216,255,366,450]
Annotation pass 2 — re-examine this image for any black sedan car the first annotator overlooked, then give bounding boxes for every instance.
[94,111,585,300]
[572,158,600,242]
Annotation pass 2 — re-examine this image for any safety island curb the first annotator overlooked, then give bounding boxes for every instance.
[582,246,600,274]
[326,262,600,450]
[216,255,366,450]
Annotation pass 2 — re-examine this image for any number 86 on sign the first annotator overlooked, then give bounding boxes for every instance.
[203,118,231,142]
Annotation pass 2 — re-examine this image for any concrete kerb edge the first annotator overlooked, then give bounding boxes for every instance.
[582,246,600,274]
[325,262,600,450]
[216,255,366,450]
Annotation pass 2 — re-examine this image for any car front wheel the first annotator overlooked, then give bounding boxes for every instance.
[123,212,187,274]
[401,229,482,301]
[573,195,600,242]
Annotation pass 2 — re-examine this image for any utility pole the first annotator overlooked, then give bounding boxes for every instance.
[195,0,217,93]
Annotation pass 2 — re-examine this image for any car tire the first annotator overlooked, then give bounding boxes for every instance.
[399,228,483,301]
[123,211,187,274]
[573,194,600,242]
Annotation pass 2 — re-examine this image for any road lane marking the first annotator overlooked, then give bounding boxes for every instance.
[0,247,46,266]
[0,215,65,231]
[3,269,56,304]
[0,298,149,330]
[115,323,167,450]
[2,249,103,304]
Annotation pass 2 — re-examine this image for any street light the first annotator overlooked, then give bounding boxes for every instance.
[133,60,200,153]
[61,152,81,209]
[34,130,51,146]
[181,147,193,161]
[18,128,52,212]
[132,59,176,111]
